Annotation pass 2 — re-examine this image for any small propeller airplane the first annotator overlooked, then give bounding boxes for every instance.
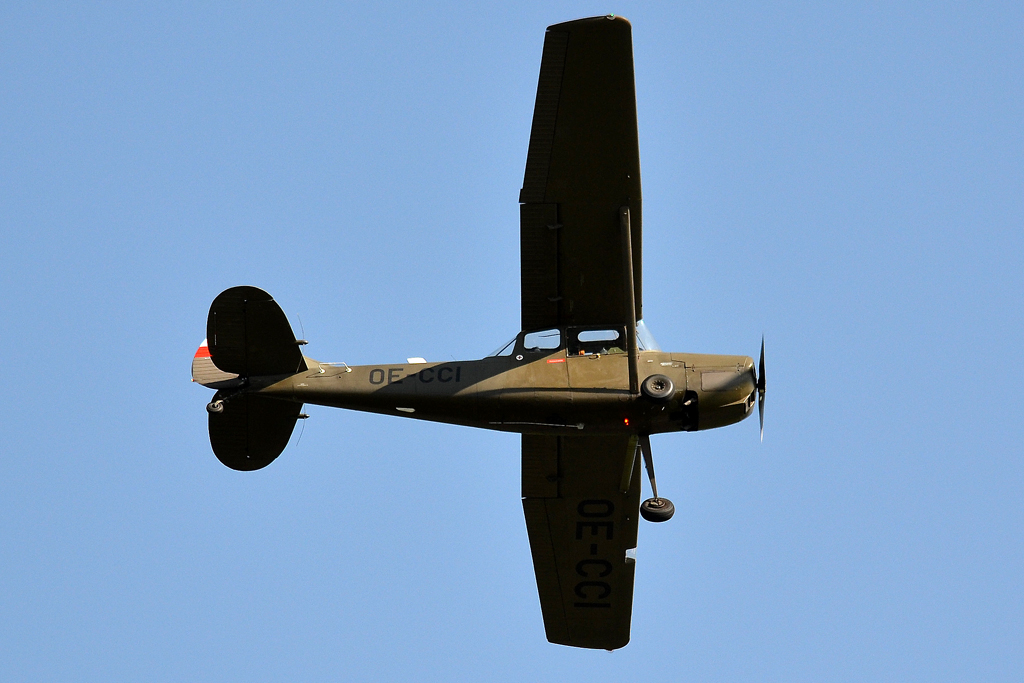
[192,15,764,650]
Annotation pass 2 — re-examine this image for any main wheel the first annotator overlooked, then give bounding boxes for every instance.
[640,497,675,522]
[207,400,225,414]
[641,374,675,400]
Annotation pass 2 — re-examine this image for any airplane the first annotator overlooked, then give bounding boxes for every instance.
[191,15,765,651]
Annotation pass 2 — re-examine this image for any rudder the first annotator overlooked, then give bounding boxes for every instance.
[192,339,242,389]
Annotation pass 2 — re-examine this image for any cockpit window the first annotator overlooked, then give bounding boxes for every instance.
[522,329,561,351]
[568,327,626,356]
[636,320,661,352]
[486,336,517,357]
[488,324,659,358]
[578,329,620,343]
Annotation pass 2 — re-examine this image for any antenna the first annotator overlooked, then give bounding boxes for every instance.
[295,412,310,447]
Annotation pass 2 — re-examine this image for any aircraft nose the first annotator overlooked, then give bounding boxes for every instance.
[740,358,757,411]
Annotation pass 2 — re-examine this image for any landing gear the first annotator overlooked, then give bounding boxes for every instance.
[638,434,674,523]
[641,374,674,400]
[641,497,675,523]
[206,400,225,414]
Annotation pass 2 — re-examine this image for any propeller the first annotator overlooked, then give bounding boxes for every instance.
[757,337,766,441]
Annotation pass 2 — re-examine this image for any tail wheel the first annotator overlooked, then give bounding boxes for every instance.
[641,374,675,400]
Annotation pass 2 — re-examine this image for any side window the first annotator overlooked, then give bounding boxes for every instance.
[522,329,561,352]
[568,327,626,356]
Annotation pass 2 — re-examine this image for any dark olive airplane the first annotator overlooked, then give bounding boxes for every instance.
[192,15,765,651]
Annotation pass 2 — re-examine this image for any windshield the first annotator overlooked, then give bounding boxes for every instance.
[636,320,661,351]
[486,336,517,357]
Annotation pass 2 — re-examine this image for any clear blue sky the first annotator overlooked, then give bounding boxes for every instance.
[2,2,1022,680]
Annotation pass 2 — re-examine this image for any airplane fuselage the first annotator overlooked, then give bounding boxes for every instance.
[258,348,755,436]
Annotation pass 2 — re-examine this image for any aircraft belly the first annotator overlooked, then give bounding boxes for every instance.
[498,387,575,432]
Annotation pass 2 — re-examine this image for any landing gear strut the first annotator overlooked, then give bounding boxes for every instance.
[638,434,674,522]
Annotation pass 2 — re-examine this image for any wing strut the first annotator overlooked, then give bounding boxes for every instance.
[620,206,639,395]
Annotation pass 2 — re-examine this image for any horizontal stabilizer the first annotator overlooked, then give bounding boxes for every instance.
[206,286,307,377]
[209,393,303,471]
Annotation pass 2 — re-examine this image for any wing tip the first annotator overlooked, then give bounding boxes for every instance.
[548,14,632,32]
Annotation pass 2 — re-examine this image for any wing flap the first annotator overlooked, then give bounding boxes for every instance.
[520,204,561,331]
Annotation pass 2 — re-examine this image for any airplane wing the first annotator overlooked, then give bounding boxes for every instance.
[520,16,642,331]
[521,433,642,650]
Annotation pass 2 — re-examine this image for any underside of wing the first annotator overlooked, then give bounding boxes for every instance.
[521,433,642,650]
[520,16,642,331]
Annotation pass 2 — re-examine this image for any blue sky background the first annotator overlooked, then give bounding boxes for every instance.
[2,2,1022,680]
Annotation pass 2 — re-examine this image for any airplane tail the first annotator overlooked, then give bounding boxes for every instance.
[196,286,308,471]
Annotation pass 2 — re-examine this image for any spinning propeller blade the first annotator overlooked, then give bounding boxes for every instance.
[757,337,766,441]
